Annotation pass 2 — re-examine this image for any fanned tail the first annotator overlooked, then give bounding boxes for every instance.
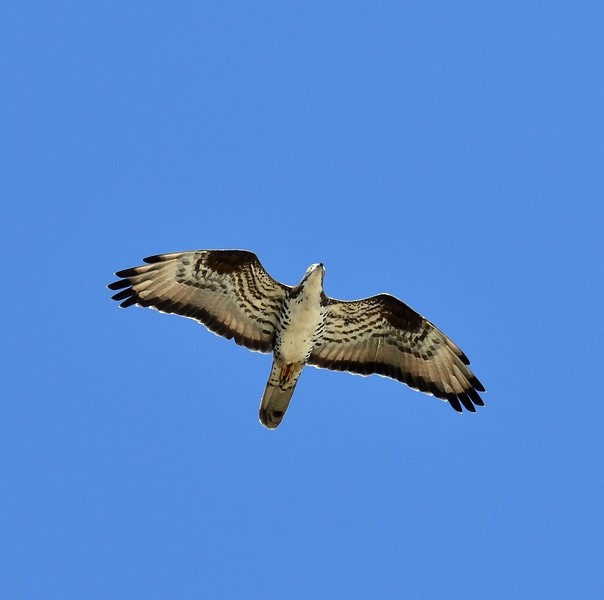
[259,360,302,429]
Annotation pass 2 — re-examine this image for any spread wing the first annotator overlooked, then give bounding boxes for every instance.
[309,294,485,412]
[108,250,289,353]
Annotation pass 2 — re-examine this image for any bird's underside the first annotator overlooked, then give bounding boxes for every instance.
[108,249,485,429]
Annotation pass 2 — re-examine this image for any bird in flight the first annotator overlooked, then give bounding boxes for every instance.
[108,250,485,428]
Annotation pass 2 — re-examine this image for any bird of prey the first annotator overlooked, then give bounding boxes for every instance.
[108,250,485,428]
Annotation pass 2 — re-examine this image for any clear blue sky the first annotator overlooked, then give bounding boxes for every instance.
[2,2,603,598]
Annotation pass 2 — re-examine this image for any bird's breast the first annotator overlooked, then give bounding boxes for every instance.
[275,293,325,363]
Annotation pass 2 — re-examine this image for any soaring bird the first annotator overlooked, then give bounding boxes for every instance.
[108,250,485,428]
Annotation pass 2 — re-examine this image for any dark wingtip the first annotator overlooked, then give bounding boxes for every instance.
[119,296,139,308]
[143,254,164,264]
[458,393,477,412]
[448,395,463,413]
[108,279,130,291]
[111,288,134,302]
[472,377,486,393]
[115,267,140,278]
[466,387,485,407]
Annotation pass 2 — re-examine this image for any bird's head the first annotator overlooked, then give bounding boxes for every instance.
[303,262,325,284]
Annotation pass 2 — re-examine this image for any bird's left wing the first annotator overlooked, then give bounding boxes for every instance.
[308,294,485,412]
[108,250,289,353]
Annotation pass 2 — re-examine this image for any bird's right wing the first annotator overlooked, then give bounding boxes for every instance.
[108,250,289,353]
[309,294,485,412]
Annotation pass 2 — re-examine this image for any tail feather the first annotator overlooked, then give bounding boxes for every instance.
[259,361,302,429]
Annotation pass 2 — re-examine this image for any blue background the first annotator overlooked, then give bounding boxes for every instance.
[2,2,603,598]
